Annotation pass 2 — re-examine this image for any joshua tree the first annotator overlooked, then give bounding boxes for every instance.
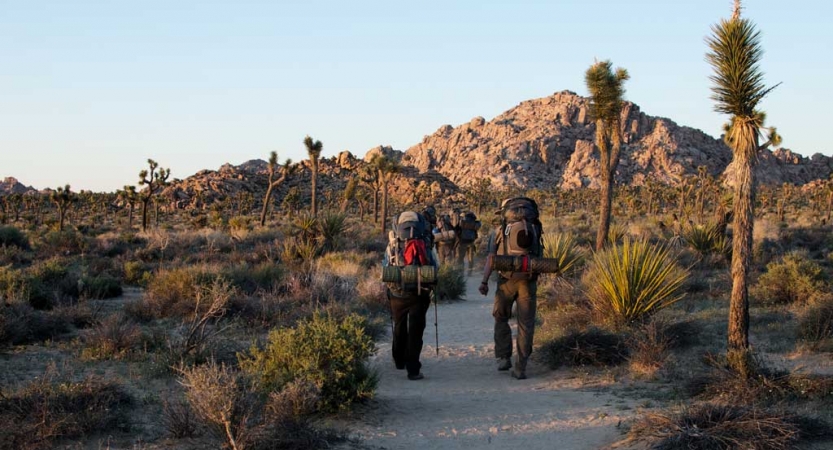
[118,185,139,229]
[706,0,781,369]
[50,184,76,231]
[303,135,323,217]
[341,176,358,213]
[585,60,630,251]
[138,159,171,232]
[359,160,382,223]
[259,151,295,226]
[375,155,401,237]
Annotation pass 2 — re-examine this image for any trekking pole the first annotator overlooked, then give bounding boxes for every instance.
[432,289,439,355]
[387,292,395,337]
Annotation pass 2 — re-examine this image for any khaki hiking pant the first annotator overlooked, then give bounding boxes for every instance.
[455,240,475,271]
[436,242,455,265]
[493,276,537,369]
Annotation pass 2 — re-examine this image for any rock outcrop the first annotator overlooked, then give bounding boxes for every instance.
[0,177,36,195]
[158,90,831,208]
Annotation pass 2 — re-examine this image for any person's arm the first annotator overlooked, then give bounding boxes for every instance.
[478,232,496,295]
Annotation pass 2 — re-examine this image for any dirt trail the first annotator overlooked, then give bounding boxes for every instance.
[349,274,636,450]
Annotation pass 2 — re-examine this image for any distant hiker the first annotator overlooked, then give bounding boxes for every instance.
[421,205,438,246]
[454,210,481,274]
[433,213,456,265]
[383,210,439,380]
[479,197,543,380]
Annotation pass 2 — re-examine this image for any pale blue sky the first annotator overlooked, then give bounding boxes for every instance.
[1,1,828,191]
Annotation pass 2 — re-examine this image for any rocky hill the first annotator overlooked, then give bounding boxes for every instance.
[403,90,832,190]
[0,177,36,195]
[159,90,831,208]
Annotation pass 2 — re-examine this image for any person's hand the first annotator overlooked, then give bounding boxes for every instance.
[478,282,489,296]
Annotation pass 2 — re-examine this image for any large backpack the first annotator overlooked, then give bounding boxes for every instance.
[458,211,480,243]
[495,197,543,260]
[384,211,437,294]
[434,214,456,243]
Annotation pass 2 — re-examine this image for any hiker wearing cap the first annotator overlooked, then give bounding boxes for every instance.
[479,197,543,380]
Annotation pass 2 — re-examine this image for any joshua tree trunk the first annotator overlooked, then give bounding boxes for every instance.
[596,167,614,251]
[373,189,379,224]
[381,180,389,238]
[260,184,275,227]
[128,203,134,228]
[728,140,757,355]
[57,205,65,231]
[311,159,319,217]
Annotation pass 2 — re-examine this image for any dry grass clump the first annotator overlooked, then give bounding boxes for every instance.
[627,402,830,450]
[0,367,131,450]
[80,313,144,360]
[797,293,833,350]
[125,266,218,320]
[179,361,340,450]
[537,327,628,369]
[627,318,675,378]
[687,354,833,405]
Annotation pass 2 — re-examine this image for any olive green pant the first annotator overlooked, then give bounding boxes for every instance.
[455,240,475,271]
[493,276,537,369]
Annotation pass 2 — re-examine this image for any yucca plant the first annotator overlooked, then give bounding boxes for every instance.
[683,222,722,258]
[583,237,689,327]
[291,212,318,245]
[542,233,585,279]
[606,222,627,246]
[318,212,347,252]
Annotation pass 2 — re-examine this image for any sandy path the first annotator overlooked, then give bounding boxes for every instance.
[350,274,635,450]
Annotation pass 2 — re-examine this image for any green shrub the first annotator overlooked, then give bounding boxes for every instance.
[123,260,150,286]
[797,294,833,349]
[0,225,29,250]
[223,263,284,295]
[38,229,87,256]
[752,251,826,305]
[240,312,377,412]
[0,368,131,450]
[80,274,123,299]
[129,267,218,320]
[435,263,465,301]
[26,258,80,309]
[583,238,688,326]
[0,266,28,304]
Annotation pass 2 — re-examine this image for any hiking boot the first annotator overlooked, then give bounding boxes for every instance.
[510,368,527,380]
[407,373,424,381]
[497,358,512,371]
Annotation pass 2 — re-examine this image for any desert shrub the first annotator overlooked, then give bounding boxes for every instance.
[129,267,219,320]
[38,229,88,256]
[683,222,724,258]
[687,354,833,405]
[797,294,833,349]
[180,362,337,450]
[751,251,826,305]
[80,274,123,299]
[180,361,259,450]
[356,274,387,313]
[627,318,674,378]
[80,313,143,360]
[435,263,465,301]
[224,263,284,295]
[541,232,585,278]
[0,265,28,303]
[583,238,688,327]
[240,312,377,412]
[0,303,71,345]
[537,327,628,369]
[0,225,29,250]
[123,260,150,286]
[26,258,80,309]
[627,403,828,450]
[0,368,131,450]
[162,397,200,438]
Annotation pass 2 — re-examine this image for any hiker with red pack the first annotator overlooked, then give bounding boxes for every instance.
[382,210,439,380]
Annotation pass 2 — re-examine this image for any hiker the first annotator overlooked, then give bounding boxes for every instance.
[479,197,543,380]
[454,210,481,274]
[383,210,439,380]
[434,213,456,265]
